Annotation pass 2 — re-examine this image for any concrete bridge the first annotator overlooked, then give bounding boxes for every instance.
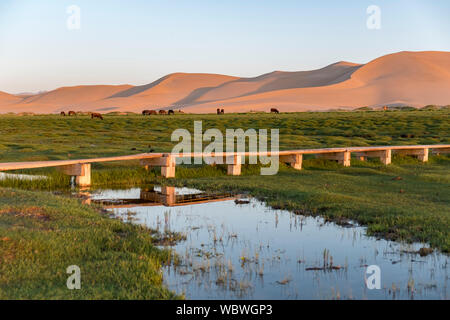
[0,144,448,187]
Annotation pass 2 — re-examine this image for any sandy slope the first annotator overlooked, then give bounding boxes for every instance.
[1,51,449,113]
[183,51,450,113]
[0,91,22,108]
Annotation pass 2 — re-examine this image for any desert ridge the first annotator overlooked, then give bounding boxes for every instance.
[1,51,450,114]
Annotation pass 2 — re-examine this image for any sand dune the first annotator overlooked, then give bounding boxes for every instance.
[0,91,21,107]
[183,51,450,113]
[1,51,449,114]
[183,61,362,105]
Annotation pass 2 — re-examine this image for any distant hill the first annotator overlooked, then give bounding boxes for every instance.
[1,51,450,113]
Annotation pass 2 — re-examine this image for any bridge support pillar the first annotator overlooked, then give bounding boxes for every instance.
[60,163,91,187]
[395,148,429,162]
[227,155,242,176]
[353,149,391,165]
[140,155,176,178]
[280,154,302,170]
[316,151,351,167]
[161,155,176,178]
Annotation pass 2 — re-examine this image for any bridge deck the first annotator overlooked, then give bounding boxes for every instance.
[0,153,164,171]
[0,144,448,186]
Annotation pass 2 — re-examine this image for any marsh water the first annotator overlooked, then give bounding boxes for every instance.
[88,186,448,300]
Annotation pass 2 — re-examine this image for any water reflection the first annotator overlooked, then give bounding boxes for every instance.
[86,186,449,300]
[87,185,235,208]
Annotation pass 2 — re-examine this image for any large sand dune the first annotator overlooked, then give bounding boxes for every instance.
[1,51,449,114]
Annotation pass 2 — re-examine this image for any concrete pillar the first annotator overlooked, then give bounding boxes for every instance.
[317,151,351,167]
[353,150,391,165]
[161,155,176,178]
[381,150,392,165]
[140,155,176,178]
[395,148,429,162]
[227,155,242,176]
[418,148,429,162]
[340,151,351,167]
[280,154,303,170]
[60,163,91,187]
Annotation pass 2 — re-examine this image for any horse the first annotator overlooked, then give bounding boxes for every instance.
[142,110,156,115]
[168,110,174,115]
[68,111,76,116]
[221,109,224,114]
[60,111,66,116]
[159,110,167,115]
[91,112,103,120]
[217,108,221,115]
[270,108,280,114]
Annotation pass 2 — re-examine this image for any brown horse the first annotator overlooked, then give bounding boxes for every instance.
[270,108,279,114]
[168,109,174,115]
[142,109,157,115]
[217,108,221,115]
[91,112,103,120]
[60,111,66,116]
[159,110,167,115]
[68,111,76,116]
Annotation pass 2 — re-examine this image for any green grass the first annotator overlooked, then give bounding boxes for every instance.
[0,110,449,298]
[0,187,180,299]
[0,110,448,163]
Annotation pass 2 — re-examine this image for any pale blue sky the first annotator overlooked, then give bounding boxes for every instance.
[1,0,449,93]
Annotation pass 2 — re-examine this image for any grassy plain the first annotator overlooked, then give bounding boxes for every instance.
[0,110,449,298]
[0,187,179,299]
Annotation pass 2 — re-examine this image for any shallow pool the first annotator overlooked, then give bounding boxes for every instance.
[89,186,448,300]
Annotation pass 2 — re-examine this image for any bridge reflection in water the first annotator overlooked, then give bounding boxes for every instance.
[87,186,236,208]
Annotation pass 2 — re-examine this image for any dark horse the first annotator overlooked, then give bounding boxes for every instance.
[60,111,66,116]
[270,108,280,114]
[142,109,157,115]
[91,112,103,120]
[68,111,76,116]
[168,109,174,115]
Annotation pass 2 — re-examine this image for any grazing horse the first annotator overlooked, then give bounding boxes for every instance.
[221,109,224,114]
[68,111,76,116]
[270,108,280,114]
[217,108,221,115]
[60,111,66,116]
[168,109,174,115]
[91,112,103,120]
[159,110,167,115]
[142,110,156,115]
